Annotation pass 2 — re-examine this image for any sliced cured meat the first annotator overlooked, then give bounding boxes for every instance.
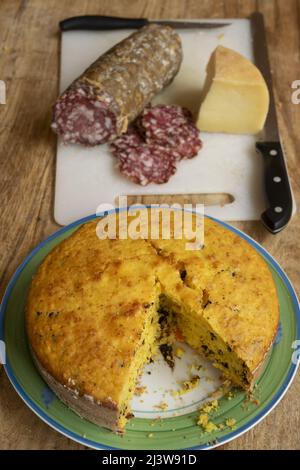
[117,145,178,186]
[52,89,117,146]
[139,104,202,159]
[52,25,182,146]
[110,104,203,186]
[138,104,193,132]
[110,126,143,155]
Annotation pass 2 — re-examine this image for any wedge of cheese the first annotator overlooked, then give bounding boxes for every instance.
[197,46,269,134]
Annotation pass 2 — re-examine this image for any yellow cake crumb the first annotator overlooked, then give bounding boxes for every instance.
[197,413,209,426]
[205,421,218,433]
[225,418,236,429]
[135,386,147,396]
[175,347,185,358]
[197,413,218,433]
[182,375,200,390]
[200,399,219,414]
[189,363,203,373]
[197,399,220,432]
[155,401,168,411]
[173,375,200,398]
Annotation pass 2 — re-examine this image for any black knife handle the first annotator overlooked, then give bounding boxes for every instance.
[256,141,293,233]
[59,15,149,31]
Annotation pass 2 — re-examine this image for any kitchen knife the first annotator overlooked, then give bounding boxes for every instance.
[59,15,231,31]
[251,12,293,233]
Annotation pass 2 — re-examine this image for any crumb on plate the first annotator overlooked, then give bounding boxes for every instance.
[135,385,147,396]
[173,375,200,397]
[199,399,219,414]
[175,347,185,358]
[197,413,218,433]
[225,418,236,429]
[154,401,168,411]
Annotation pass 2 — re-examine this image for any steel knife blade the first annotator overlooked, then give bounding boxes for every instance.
[251,12,293,233]
[59,15,231,31]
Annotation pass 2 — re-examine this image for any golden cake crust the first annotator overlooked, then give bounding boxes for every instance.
[150,219,279,373]
[26,213,279,429]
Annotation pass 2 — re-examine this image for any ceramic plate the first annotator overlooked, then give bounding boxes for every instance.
[1,212,299,450]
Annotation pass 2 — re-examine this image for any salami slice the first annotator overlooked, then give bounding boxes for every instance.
[117,145,178,186]
[110,104,203,185]
[52,25,182,146]
[139,105,202,159]
[110,126,143,156]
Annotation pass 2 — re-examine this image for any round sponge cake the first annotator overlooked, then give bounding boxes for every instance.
[26,212,279,432]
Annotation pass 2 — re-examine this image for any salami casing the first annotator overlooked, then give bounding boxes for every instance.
[51,25,183,145]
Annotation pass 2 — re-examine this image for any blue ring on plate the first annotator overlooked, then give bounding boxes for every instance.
[0,210,299,450]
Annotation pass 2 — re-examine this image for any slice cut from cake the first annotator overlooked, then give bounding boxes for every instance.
[26,211,279,432]
[196,45,269,134]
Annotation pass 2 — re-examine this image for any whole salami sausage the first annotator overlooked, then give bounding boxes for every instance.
[51,25,183,146]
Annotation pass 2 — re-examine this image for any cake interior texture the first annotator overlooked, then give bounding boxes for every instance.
[26,211,279,432]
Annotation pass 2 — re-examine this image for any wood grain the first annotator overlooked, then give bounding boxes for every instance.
[0,0,299,450]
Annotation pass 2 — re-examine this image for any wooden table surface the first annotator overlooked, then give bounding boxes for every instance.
[0,0,299,450]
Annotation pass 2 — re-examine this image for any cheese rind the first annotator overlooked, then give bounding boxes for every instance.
[197,46,269,134]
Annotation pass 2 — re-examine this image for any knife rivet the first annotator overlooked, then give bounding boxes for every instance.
[270,149,278,156]
[273,176,281,183]
[274,206,283,213]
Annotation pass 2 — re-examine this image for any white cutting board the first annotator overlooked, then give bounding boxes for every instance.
[55,19,267,226]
